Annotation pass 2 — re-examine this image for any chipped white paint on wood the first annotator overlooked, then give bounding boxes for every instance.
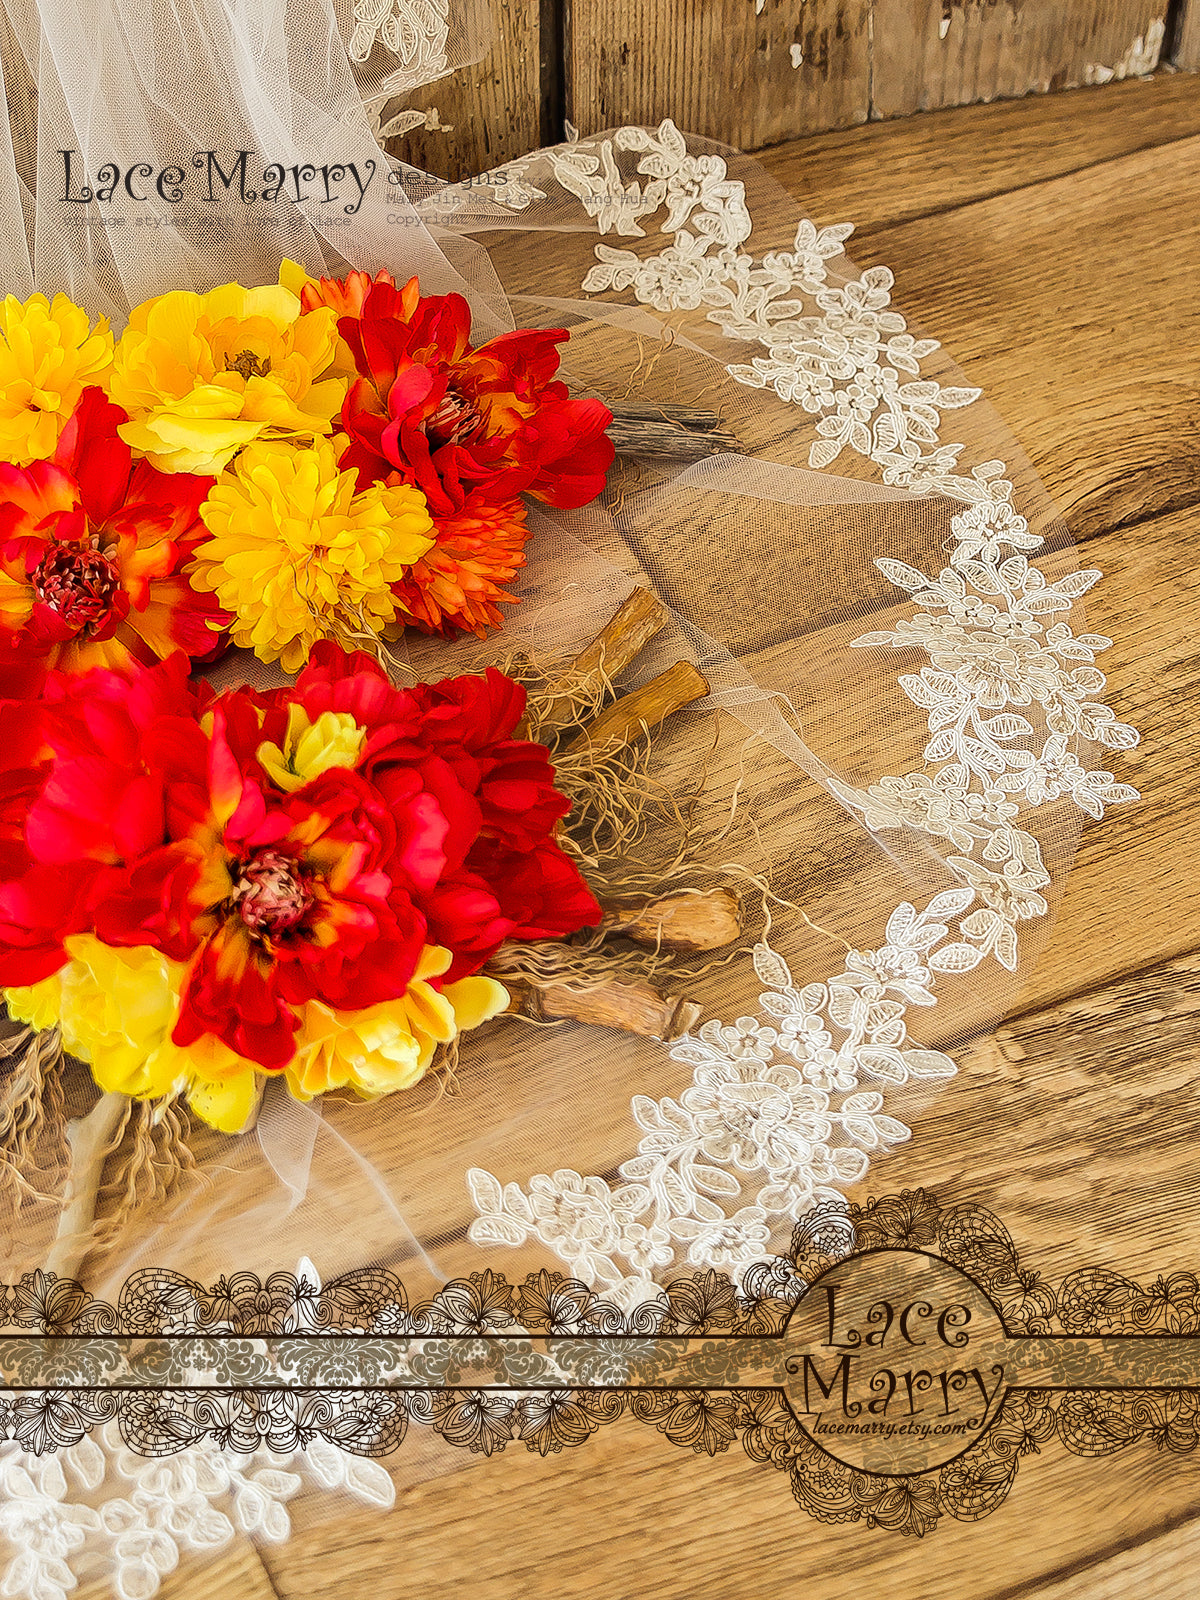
[1084,15,1165,82]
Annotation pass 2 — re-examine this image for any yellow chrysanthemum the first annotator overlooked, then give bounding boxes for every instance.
[4,936,261,1134]
[0,292,114,466]
[288,946,508,1102]
[110,281,346,474]
[257,704,367,792]
[190,435,435,671]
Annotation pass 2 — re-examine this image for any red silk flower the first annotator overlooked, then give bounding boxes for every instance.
[0,388,228,673]
[333,277,615,515]
[0,646,600,1068]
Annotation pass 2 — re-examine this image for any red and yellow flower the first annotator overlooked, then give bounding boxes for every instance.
[331,276,615,514]
[0,389,227,673]
[0,646,600,1121]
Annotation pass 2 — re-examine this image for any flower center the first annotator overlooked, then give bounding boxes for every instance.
[231,849,313,935]
[33,544,120,634]
[426,386,484,448]
[225,349,272,381]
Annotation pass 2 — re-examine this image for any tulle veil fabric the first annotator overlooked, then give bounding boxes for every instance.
[0,0,1127,1339]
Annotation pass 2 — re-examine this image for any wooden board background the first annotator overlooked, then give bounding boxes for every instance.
[121,71,1200,1600]
[1176,0,1200,65]
[379,0,1200,180]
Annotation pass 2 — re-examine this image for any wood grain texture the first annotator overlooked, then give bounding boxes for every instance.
[566,0,1170,150]
[828,134,1200,538]
[872,0,1169,119]
[1019,1511,1200,1600]
[1173,0,1200,68]
[567,0,871,149]
[237,954,1200,1600]
[154,84,1200,1600]
[378,0,542,180]
[757,70,1200,232]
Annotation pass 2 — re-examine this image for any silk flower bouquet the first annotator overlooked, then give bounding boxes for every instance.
[0,261,738,1280]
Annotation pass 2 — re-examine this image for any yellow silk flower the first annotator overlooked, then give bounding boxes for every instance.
[190,435,434,671]
[257,705,367,791]
[4,935,261,1134]
[6,938,509,1130]
[0,292,114,466]
[289,947,509,1102]
[109,281,346,474]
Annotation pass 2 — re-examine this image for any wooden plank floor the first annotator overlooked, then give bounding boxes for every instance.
[137,74,1200,1600]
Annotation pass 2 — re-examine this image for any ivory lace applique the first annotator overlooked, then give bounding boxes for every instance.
[0,1259,393,1600]
[468,468,1140,1294]
[536,120,983,489]
[348,0,449,74]
[0,1426,393,1600]
[467,139,1141,1295]
[468,927,967,1307]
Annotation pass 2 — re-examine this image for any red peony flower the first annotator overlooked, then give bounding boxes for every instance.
[387,490,529,639]
[166,751,430,1067]
[333,277,614,515]
[0,657,50,880]
[287,646,602,979]
[0,653,211,984]
[0,645,601,1065]
[0,388,228,673]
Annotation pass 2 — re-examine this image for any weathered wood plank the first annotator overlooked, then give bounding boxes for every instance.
[818,133,1200,538]
[202,945,1200,1600]
[566,0,871,148]
[1171,1,1200,69]
[1020,1513,1200,1599]
[257,1284,1200,1600]
[565,0,1169,151]
[377,0,542,181]
[872,0,1167,120]
[480,89,1200,544]
[132,494,1193,1295]
[148,89,1200,1600]
[758,71,1200,233]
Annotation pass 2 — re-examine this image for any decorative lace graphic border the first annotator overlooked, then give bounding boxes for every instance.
[3,1192,1200,1553]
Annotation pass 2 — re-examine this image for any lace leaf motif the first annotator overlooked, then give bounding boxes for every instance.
[468,928,968,1308]
[469,127,1140,1303]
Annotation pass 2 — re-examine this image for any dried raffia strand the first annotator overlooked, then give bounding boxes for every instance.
[552,729,679,867]
[94,1097,202,1256]
[0,1023,66,1201]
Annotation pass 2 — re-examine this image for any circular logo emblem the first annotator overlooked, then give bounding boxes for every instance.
[780,1249,1009,1473]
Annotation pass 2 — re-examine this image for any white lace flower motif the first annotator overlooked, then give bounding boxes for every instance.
[668,1206,772,1273]
[347,0,449,70]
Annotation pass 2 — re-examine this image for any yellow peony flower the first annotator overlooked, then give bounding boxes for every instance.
[257,704,367,792]
[0,292,114,466]
[288,946,508,1102]
[190,435,435,671]
[4,936,261,1134]
[110,282,346,474]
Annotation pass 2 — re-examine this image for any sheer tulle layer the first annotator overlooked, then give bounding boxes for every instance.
[0,10,1140,1588]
